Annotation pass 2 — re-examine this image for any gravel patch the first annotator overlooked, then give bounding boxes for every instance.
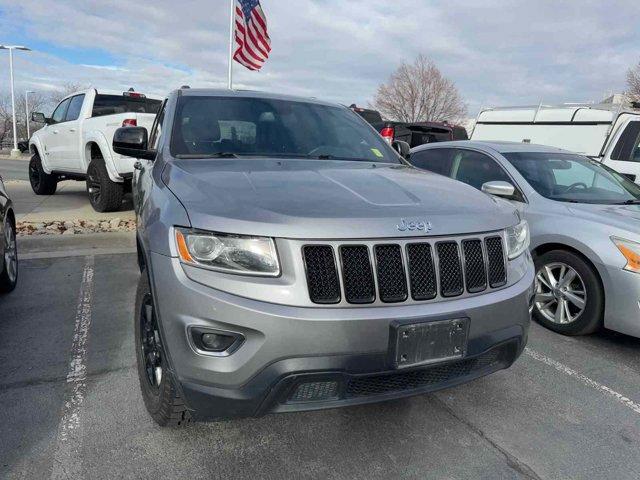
[17,218,136,236]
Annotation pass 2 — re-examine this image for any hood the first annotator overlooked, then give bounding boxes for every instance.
[162,159,519,239]
[568,203,640,235]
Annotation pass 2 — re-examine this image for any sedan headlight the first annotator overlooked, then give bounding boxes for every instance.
[612,237,640,274]
[505,220,530,260]
[175,228,280,276]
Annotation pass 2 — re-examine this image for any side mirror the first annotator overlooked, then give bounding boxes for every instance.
[392,140,411,159]
[113,127,155,160]
[481,181,516,198]
[31,112,47,124]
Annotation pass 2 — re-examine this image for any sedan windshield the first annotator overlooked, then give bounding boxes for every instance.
[503,152,640,204]
[170,96,400,163]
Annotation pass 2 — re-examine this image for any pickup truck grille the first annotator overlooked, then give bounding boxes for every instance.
[303,234,507,305]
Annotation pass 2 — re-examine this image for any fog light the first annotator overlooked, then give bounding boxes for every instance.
[201,333,235,351]
[189,327,243,355]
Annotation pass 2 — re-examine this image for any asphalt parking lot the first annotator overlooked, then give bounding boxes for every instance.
[2,245,640,479]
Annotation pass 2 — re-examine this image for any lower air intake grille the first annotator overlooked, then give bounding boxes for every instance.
[346,347,504,398]
[486,237,507,287]
[303,246,341,304]
[290,381,339,402]
[436,242,464,297]
[340,245,376,304]
[462,239,487,293]
[374,245,408,303]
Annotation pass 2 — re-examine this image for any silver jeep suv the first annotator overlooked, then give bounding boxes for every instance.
[113,89,534,426]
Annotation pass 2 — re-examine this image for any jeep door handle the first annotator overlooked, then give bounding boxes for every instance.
[69,128,76,133]
[134,161,143,170]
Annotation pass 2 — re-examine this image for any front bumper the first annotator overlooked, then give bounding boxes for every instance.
[149,252,534,420]
[601,263,640,337]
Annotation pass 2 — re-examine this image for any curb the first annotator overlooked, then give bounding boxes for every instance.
[18,231,137,259]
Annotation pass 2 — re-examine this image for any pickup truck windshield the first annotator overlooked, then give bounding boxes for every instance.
[170,96,400,163]
[504,152,640,204]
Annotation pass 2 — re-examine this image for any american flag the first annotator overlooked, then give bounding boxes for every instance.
[234,0,271,71]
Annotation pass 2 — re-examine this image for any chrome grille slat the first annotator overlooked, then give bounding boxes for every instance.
[406,243,437,301]
[462,239,488,293]
[340,245,376,304]
[302,233,508,305]
[374,244,408,303]
[436,241,464,297]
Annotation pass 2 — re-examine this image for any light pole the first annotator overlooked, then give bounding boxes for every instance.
[25,90,35,140]
[0,45,32,157]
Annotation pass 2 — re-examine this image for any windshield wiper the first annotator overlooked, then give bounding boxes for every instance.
[614,199,640,205]
[175,152,238,159]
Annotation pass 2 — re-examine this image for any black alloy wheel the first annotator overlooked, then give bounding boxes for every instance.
[140,293,163,389]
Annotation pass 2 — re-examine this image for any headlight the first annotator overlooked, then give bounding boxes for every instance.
[612,237,640,274]
[505,220,530,260]
[175,228,280,276]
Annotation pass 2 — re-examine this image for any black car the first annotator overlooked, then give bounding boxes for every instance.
[0,174,17,293]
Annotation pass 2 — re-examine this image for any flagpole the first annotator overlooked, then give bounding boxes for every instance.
[228,0,235,89]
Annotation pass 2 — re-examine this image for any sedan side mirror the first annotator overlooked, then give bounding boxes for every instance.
[392,140,411,159]
[31,112,48,124]
[482,181,516,198]
[113,127,156,160]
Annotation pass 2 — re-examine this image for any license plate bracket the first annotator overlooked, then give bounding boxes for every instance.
[389,317,469,369]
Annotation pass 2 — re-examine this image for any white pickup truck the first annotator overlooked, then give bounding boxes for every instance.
[29,88,162,211]
[472,103,640,183]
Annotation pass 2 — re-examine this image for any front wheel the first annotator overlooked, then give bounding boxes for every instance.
[86,158,124,212]
[0,218,18,294]
[134,271,192,427]
[533,250,603,336]
[29,153,57,195]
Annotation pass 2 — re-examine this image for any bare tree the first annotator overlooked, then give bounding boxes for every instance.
[0,95,12,147]
[49,82,89,104]
[0,90,55,148]
[627,62,640,101]
[371,55,467,123]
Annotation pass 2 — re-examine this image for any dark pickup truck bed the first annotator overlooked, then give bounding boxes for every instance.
[350,105,468,147]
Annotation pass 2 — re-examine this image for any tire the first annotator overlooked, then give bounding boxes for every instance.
[86,156,124,212]
[29,153,57,195]
[0,217,18,294]
[135,270,192,427]
[533,250,603,336]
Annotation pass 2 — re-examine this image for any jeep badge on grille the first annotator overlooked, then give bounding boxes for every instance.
[396,219,432,232]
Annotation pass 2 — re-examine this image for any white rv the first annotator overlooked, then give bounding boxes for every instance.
[471,103,640,182]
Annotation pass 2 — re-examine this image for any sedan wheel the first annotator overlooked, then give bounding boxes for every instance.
[535,262,587,324]
[532,250,603,336]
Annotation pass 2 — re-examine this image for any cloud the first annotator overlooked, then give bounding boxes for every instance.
[1,0,639,116]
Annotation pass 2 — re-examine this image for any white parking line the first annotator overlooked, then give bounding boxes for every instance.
[525,347,640,415]
[50,256,95,480]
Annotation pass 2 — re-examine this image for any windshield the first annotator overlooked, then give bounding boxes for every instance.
[504,152,640,204]
[92,94,162,117]
[170,96,400,163]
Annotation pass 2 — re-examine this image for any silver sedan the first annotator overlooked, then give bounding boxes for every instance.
[409,140,640,337]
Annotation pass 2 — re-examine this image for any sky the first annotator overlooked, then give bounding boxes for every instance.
[0,0,639,117]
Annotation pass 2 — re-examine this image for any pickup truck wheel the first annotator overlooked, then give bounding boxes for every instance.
[135,270,192,427]
[0,217,18,294]
[533,250,603,336]
[29,153,57,195]
[86,158,124,212]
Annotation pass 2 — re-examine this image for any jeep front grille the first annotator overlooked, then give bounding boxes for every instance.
[302,233,507,305]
